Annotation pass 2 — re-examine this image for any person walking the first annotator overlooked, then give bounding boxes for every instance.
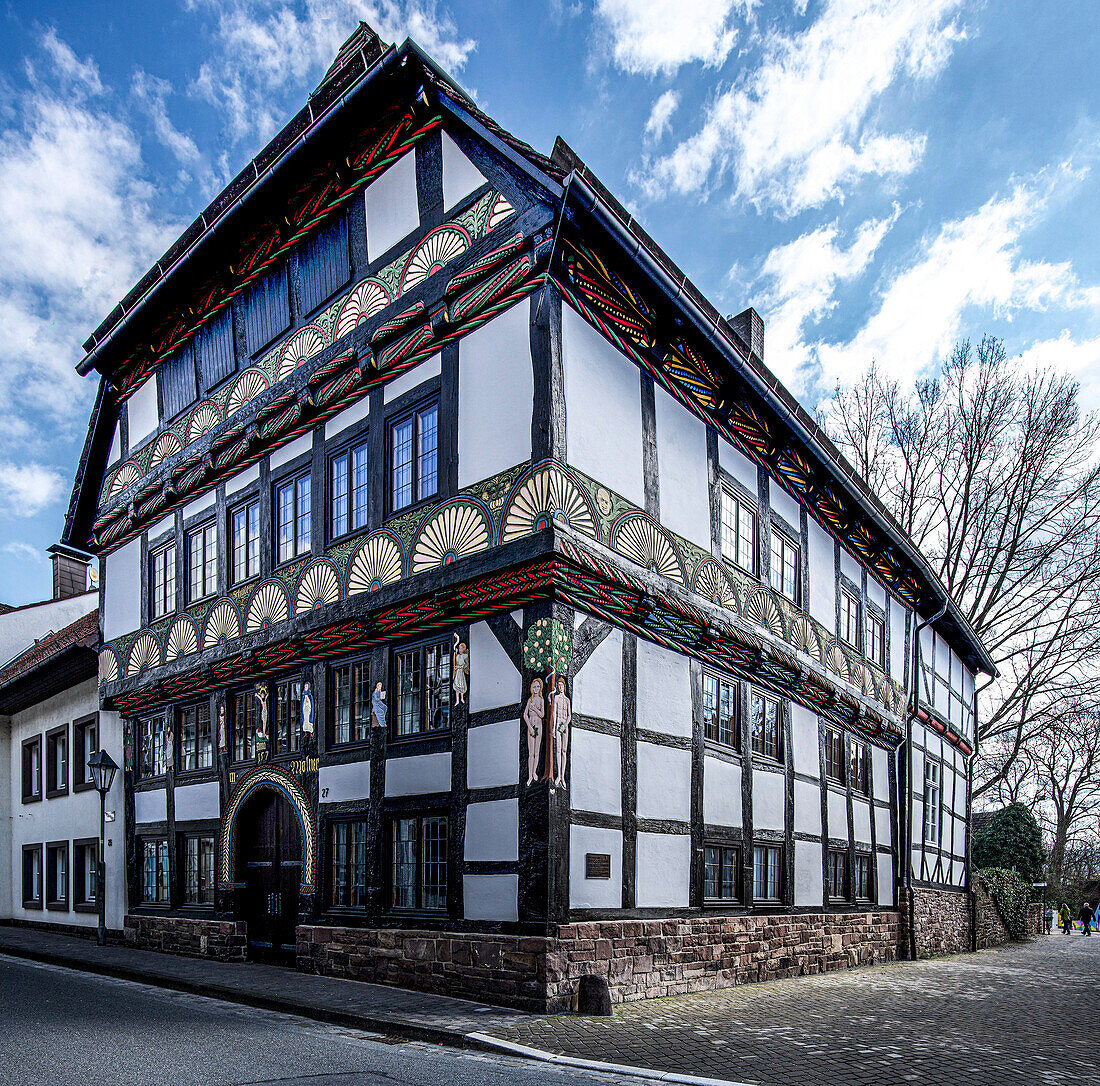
[1059,903,1073,934]
[1080,901,1095,936]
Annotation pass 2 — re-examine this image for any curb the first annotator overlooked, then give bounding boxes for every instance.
[466,1033,758,1086]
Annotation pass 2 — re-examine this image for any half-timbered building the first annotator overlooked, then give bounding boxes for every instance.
[62,24,993,1008]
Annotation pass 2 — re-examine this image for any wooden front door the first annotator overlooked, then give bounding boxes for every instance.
[237,790,302,962]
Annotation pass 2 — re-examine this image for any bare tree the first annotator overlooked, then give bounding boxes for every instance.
[825,337,1100,797]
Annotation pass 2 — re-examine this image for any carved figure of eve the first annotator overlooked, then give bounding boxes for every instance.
[371,681,388,729]
[301,680,315,736]
[452,633,469,705]
[255,683,270,761]
[523,678,545,786]
[216,701,227,753]
[550,676,571,788]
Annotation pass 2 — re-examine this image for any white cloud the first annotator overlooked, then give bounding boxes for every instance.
[2,541,47,564]
[1014,331,1100,413]
[815,163,1097,384]
[0,32,181,464]
[188,0,476,147]
[644,90,680,142]
[753,210,898,390]
[637,0,968,213]
[132,70,202,167]
[594,0,746,76]
[0,464,66,518]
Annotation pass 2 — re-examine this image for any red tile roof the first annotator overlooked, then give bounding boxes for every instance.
[0,609,99,689]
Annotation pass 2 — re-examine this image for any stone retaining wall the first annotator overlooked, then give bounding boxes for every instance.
[1028,902,1042,936]
[900,887,972,958]
[975,884,1013,949]
[124,914,247,962]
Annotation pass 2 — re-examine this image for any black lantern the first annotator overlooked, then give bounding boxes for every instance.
[86,749,118,946]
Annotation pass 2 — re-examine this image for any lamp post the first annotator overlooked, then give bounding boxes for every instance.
[87,750,118,948]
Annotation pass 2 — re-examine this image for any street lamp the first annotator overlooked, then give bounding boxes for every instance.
[87,750,118,948]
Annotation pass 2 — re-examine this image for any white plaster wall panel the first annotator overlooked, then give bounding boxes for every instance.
[911,847,924,877]
[954,816,968,855]
[866,574,885,611]
[653,383,710,550]
[149,512,174,541]
[103,538,141,640]
[108,423,122,466]
[466,718,519,789]
[458,305,533,487]
[807,519,836,631]
[134,787,167,825]
[875,805,893,848]
[878,862,895,905]
[636,742,691,822]
[270,433,312,470]
[769,482,801,531]
[127,377,159,450]
[383,354,441,404]
[384,752,451,796]
[703,756,741,827]
[753,772,786,831]
[174,781,220,821]
[562,305,645,508]
[442,131,488,212]
[827,790,848,839]
[365,149,419,260]
[318,761,370,804]
[635,833,690,908]
[794,780,822,835]
[225,464,261,496]
[324,396,370,439]
[718,436,758,494]
[852,801,872,846]
[911,799,925,842]
[468,621,519,713]
[571,628,622,722]
[635,639,692,738]
[464,798,518,861]
[795,841,823,906]
[872,745,890,801]
[791,705,820,778]
[923,732,943,759]
[889,600,907,681]
[182,488,216,521]
[463,874,518,921]
[570,728,621,815]
[839,547,862,585]
[569,825,622,909]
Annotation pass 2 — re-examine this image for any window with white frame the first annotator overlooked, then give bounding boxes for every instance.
[720,487,756,573]
[753,844,782,902]
[924,759,941,842]
[150,541,176,619]
[840,589,861,649]
[769,530,800,602]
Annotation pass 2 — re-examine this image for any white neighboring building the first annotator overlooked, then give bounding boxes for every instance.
[0,552,123,933]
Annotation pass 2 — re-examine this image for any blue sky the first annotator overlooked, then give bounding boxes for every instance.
[0,0,1098,605]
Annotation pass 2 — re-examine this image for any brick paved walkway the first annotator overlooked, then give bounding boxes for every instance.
[482,936,1099,1085]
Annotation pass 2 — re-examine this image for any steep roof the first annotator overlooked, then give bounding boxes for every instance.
[0,609,98,715]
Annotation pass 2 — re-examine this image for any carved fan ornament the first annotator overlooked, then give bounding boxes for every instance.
[225,368,270,416]
[98,647,120,684]
[692,559,738,612]
[500,465,598,543]
[335,279,391,340]
[245,580,290,633]
[186,401,222,445]
[399,226,471,292]
[165,616,199,661]
[147,431,183,470]
[744,587,786,638]
[127,632,161,676]
[790,616,823,662]
[276,325,328,381]
[411,500,492,574]
[106,461,142,501]
[824,639,850,680]
[346,531,404,595]
[203,599,241,649]
[610,512,684,583]
[295,559,341,615]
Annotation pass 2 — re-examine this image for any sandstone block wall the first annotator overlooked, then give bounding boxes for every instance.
[124,914,247,962]
[900,887,972,957]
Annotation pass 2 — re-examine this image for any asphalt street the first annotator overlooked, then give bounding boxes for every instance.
[0,955,652,1086]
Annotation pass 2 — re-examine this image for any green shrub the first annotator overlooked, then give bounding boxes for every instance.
[972,803,1046,884]
[978,867,1032,939]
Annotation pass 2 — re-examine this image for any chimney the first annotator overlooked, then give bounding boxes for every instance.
[728,307,764,366]
[47,544,92,601]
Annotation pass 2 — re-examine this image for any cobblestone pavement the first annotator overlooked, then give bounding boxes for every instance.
[483,936,1099,1086]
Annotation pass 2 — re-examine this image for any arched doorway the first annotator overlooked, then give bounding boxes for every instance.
[236,789,303,962]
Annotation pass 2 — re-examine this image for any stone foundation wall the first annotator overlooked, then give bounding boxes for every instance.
[545,911,903,1010]
[974,884,1013,949]
[124,914,248,962]
[900,887,972,957]
[296,925,551,1011]
[1028,902,1042,936]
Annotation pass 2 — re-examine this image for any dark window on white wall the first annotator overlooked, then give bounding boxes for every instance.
[298,215,350,315]
[750,690,782,761]
[702,672,739,748]
[828,850,847,899]
[186,521,217,602]
[74,840,98,908]
[924,760,941,841]
[275,676,301,754]
[769,530,800,602]
[720,487,756,573]
[854,853,871,900]
[198,309,236,392]
[22,736,41,802]
[159,343,197,420]
[753,844,782,902]
[150,541,176,619]
[394,639,452,737]
[139,715,167,779]
[45,725,68,797]
[231,499,261,584]
[276,471,312,565]
[331,438,369,538]
[331,820,368,908]
[840,590,861,649]
[73,715,98,791]
[178,702,213,772]
[22,844,42,908]
[866,611,885,666]
[391,814,448,911]
[704,845,740,901]
[824,727,845,783]
[183,836,215,905]
[390,400,438,512]
[851,744,871,795]
[330,657,371,745]
[46,842,68,909]
[142,839,170,904]
[242,265,290,356]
